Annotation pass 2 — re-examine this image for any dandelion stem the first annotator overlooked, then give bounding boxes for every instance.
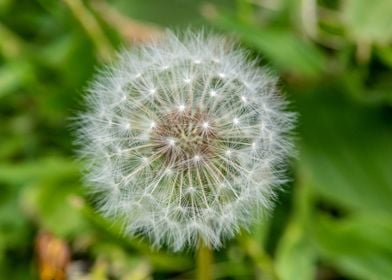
[196,240,213,280]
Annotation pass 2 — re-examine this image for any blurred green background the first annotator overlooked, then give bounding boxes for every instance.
[1,0,392,279]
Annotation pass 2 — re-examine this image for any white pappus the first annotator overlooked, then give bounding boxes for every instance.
[75,31,296,251]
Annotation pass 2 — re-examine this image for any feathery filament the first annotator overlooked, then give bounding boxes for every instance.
[76,31,295,251]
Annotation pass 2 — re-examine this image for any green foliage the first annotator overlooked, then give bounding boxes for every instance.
[214,14,327,77]
[343,0,392,43]
[0,0,391,279]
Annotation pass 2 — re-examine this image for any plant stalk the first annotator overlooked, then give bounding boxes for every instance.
[196,240,213,280]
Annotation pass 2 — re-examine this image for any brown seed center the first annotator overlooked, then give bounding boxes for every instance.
[150,109,217,169]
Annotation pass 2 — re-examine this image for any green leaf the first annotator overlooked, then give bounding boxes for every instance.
[343,0,392,43]
[0,157,85,237]
[298,87,392,214]
[275,182,317,280]
[19,161,86,237]
[0,61,32,98]
[375,45,392,68]
[275,222,316,280]
[212,14,326,77]
[0,182,30,250]
[314,214,392,280]
[0,157,80,186]
[297,84,392,279]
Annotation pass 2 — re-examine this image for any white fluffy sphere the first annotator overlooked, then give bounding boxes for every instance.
[76,31,295,251]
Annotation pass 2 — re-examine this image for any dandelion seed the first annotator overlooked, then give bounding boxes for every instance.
[142,156,149,163]
[251,142,257,150]
[167,138,176,146]
[218,72,226,78]
[75,30,296,251]
[241,96,247,103]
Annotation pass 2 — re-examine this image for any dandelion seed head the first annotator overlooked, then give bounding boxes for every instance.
[76,30,295,251]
